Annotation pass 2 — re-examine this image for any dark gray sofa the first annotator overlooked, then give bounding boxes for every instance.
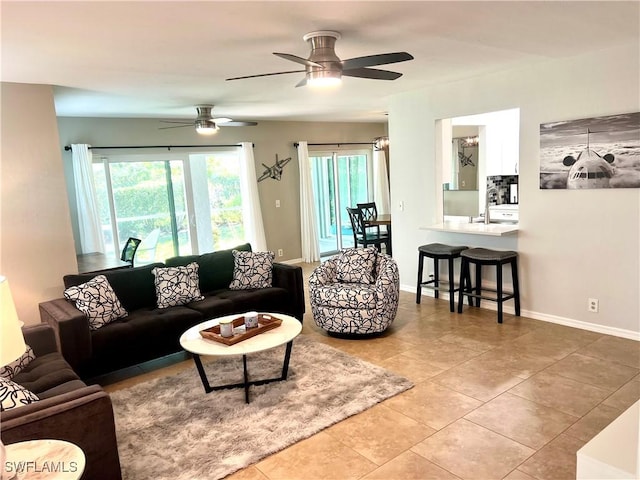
[39,244,305,379]
[1,324,122,480]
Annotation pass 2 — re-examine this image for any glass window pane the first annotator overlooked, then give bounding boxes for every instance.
[108,161,172,264]
[92,162,115,256]
[170,160,191,256]
[206,152,244,250]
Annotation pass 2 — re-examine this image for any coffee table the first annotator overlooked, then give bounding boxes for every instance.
[179,312,302,403]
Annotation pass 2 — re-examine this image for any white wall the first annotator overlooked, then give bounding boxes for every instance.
[389,44,640,339]
[0,83,77,325]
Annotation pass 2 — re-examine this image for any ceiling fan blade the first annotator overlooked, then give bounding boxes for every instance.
[159,120,193,125]
[342,67,403,80]
[159,125,192,130]
[342,52,414,70]
[226,69,306,81]
[212,117,233,124]
[274,52,322,68]
[221,121,258,127]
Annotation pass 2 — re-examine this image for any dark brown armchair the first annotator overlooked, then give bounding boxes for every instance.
[1,324,122,480]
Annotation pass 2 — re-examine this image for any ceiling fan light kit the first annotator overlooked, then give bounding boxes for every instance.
[159,105,257,135]
[226,30,413,88]
[195,119,219,135]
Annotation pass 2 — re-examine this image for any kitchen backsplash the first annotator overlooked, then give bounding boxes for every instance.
[487,175,519,205]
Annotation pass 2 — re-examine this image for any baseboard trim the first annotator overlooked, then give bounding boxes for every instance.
[404,284,640,342]
[279,257,304,265]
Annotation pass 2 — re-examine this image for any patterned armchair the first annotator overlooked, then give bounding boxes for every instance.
[309,247,400,335]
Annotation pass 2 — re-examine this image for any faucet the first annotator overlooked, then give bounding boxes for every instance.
[484,187,498,224]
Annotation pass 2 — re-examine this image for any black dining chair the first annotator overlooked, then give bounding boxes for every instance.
[357,202,385,236]
[345,207,390,253]
[120,237,142,267]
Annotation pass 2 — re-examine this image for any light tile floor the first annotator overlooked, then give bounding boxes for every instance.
[103,262,640,480]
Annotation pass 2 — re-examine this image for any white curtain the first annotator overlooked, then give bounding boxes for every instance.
[239,142,267,251]
[373,148,391,214]
[71,144,105,253]
[297,141,320,262]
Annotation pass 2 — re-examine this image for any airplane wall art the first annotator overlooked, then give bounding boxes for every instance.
[539,112,640,189]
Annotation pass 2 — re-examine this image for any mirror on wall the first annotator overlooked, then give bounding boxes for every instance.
[447,128,479,191]
[439,108,520,221]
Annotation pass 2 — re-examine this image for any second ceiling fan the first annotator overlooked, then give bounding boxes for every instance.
[159,105,257,135]
[226,30,414,87]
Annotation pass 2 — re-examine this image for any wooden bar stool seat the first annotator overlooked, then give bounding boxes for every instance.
[416,243,470,312]
[457,248,521,323]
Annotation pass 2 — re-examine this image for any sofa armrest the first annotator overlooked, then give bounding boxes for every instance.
[1,385,122,480]
[272,263,306,322]
[21,324,58,357]
[39,298,92,372]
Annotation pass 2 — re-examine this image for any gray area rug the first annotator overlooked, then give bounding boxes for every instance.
[110,335,413,480]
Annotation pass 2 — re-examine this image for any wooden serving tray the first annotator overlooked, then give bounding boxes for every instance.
[199,314,282,346]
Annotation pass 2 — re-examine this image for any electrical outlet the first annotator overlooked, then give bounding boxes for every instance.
[277,249,283,257]
[275,200,280,208]
[588,298,599,313]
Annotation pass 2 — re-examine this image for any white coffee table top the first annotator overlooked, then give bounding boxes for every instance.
[180,312,302,357]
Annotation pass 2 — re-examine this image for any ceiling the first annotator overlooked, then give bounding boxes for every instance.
[2,1,638,123]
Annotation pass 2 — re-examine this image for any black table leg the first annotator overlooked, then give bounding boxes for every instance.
[281,340,294,379]
[193,353,213,393]
[243,354,249,403]
[189,340,296,404]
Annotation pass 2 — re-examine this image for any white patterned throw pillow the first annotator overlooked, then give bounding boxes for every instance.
[152,262,204,308]
[0,376,39,411]
[64,275,128,331]
[0,345,35,379]
[229,250,275,290]
[335,247,378,284]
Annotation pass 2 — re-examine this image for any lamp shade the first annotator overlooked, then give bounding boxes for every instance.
[0,276,26,366]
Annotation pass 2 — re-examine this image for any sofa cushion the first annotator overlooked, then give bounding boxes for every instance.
[0,376,39,411]
[165,243,252,292]
[64,275,128,330]
[184,295,236,319]
[64,263,164,312]
[87,306,203,374]
[208,288,291,318]
[335,247,377,284]
[152,263,204,308]
[312,283,378,309]
[11,352,84,399]
[229,250,275,290]
[0,345,35,379]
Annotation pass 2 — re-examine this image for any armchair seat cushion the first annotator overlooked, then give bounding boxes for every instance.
[11,353,82,400]
[312,283,378,309]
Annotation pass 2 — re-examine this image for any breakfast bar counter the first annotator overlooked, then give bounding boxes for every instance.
[423,222,519,236]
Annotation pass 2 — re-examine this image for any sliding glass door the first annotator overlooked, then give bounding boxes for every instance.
[310,151,371,257]
[93,158,190,263]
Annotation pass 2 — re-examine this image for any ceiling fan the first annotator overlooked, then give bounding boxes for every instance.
[159,105,258,135]
[226,30,414,87]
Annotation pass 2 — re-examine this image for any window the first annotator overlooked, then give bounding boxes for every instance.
[92,149,244,263]
[309,150,372,256]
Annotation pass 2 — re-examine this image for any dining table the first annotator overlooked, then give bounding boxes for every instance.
[363,213,392,255]
[76,252,131,274]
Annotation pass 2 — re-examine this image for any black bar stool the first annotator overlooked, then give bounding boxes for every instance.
[457,248,521,323]
[416,243,470,312]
